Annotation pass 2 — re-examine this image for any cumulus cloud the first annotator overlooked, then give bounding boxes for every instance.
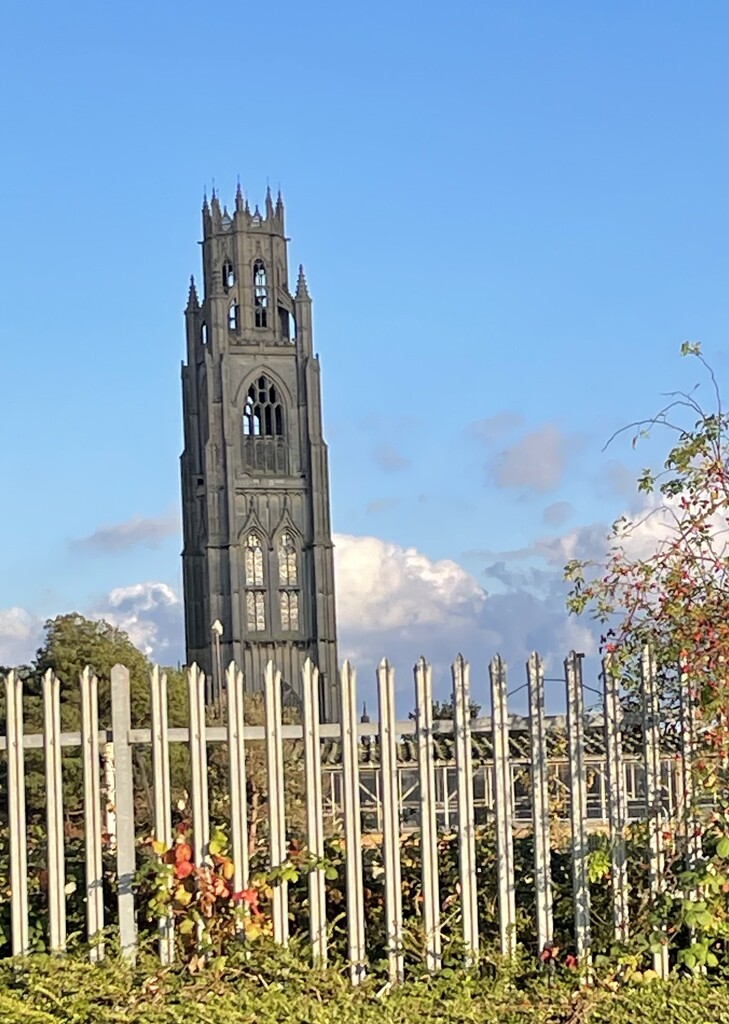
[70,514,180,554]
[90,582,184,661]
[1,531,609,713]
[0,608,42,667]
[334,534,485,636]
[331,533,599,711]
[0,585,184,669]
[538,495,678,570]
[373,443,410,472]
[491,423,577,494]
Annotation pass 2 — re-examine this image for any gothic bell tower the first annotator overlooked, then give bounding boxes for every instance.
[180,186,339,719]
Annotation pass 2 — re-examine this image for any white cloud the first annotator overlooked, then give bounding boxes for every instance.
[91,582,184,661]
[334,534,485,634]
[539,491,729,570]
[0,532,607,712]
[332,534,600,711]
[0,608,42,668]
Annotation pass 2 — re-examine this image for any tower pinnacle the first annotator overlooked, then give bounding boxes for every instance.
[186,275,200,312]
[296,264,310,300]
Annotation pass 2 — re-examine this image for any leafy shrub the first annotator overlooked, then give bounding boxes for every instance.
[2,946,729,1023]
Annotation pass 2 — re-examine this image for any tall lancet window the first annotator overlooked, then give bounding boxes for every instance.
[254,260,268,328]
[278,531,299,631]
[244,532,266,632]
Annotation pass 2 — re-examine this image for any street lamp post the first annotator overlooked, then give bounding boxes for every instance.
[211,619,224,719]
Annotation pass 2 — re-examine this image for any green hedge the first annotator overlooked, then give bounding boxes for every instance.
[2,948,729,1024]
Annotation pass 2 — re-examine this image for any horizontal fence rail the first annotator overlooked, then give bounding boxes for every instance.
[0,651,697,980]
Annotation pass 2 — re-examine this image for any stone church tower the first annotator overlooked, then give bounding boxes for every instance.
[180,186,339,719]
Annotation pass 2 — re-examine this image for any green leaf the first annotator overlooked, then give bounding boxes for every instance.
[680,340,701,357]
[716,837,729,859]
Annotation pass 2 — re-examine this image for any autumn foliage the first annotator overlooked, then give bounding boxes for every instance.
[566,344,729,781]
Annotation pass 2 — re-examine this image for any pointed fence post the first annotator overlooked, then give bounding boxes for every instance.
[150,665,174,963]
[80,668,104,960]
[340,661,366,984]
[527,652,553,953]
[226,663,249,910]
[303,659,327,965]
[642,646,669,978]
[377,658,403,984]
[679,659,701,869]
[43,669,66,953]
[565,652,591,965]
[264,661,288,945]
[5,670,29,956]
[187,663,211,868]
[490,655,516,955]
[603,656,629,942]
[111,664,137,960]
[452,654,478,960]
[414,656,441,971]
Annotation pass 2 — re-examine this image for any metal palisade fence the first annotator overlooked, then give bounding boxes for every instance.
[0,650,699,980]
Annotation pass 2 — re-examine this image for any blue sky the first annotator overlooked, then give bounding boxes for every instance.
[2,1,729,708]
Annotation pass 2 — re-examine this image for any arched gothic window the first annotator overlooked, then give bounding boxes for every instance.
[244,532,266,631]
[243,377,284,437]
[278,532,299,631]
[222,260,235,290]
[200,322,208,345]
[228,302,239,330]
[242,376,287,473]
[254,260,268,328]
